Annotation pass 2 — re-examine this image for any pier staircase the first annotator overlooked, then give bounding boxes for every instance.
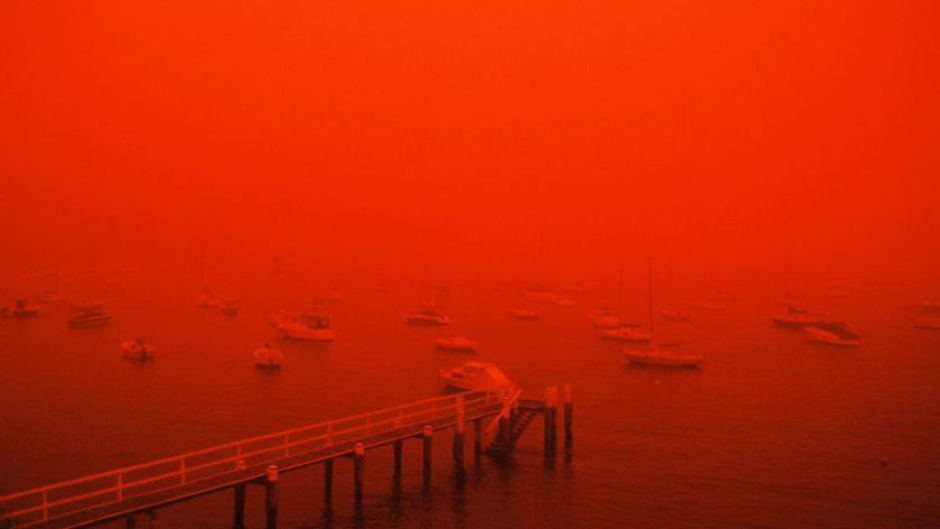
[485,408,539,455]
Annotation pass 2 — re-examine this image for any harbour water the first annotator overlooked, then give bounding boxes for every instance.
[1,279,939,528]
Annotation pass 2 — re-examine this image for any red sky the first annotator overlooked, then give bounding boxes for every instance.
[2,1,939,289]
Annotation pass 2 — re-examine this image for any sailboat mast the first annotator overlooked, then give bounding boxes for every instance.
[648,257,654,336]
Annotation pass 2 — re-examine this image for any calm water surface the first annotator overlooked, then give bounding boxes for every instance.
[1,281,939,528]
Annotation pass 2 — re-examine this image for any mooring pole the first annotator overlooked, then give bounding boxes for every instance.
[544,385,558,454]
[265,465,279,529]
[233,483,246,529]
[393,440,403,485]
[473,418,483,455]
[422,425,433,489]
[563,383,574,450]
[324,459,334,507]
[353,443,365,506]
[453,410,466,473]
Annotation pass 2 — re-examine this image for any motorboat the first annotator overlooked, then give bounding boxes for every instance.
[438,362,513,392]
[69,307,112,327]
[121,338,155,361]
[254,343,284,367]
[660,308,692,322]
[914,302,940,329]
[551,296,577,307]
[403,308,452,326]
[508,308,539,320]
[220,299,238,317]
[1,300,41,319]
[435,336,478,352]
[277,314,336,341]
[623,345,702,369]
[600,326,651,342]
[805,322,861,347]
[772,303,826,328]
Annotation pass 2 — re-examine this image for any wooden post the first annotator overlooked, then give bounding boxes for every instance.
[544,385,558,454]
[353,443,365,506]
[265,465,279,529]
[147,510,159,529]
[563,384,574,450]
[323,459,334,506]
[126,514,136,529]
[393,440,403,485]
[233,483,246,529]
[422,425,433,489]
[453,411,466,472]
[473,418,483,455]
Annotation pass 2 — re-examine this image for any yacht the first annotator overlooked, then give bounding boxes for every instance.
[404,308,452,326]
[1,300,41,319]
[623,344,702,369]
[508,308,539,320]
[69,307,112,327]
[439,362,513,392]
[254,343,284,367]
[435,336,478,352]
[600,325,651,342]
[121,339,155,361]
[277,314,336,341]
[805,322,861,347]
[660,308,692,322]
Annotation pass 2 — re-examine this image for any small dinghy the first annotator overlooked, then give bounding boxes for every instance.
[403,308,452,326]
[69,307,112,327]
[600,325,651,342]
[508,308,539,320]
[254,343,284,368]
[435,336,478,352]
[805,322,861,347]
[220,299,238,317]
[121,338,155,361]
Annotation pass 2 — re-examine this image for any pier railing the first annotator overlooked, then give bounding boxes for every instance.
[0,389,502,527]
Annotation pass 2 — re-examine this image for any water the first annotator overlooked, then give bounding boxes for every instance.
[1,281,939,528]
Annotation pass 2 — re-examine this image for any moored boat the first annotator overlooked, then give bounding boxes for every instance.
[254,343,284,367]
[623,346,702,369]
[600,326,651,342]
[660,308,692,322]
[404,308,451,326]
[435,336,478,352]
[1,300,41,319]
[276,314,336,341]
[914,302,940,329]
[438,362,513,392]
[508,308,539,320]
[69,308,112,327]
[121,338,155,361]
[805,322,861,347]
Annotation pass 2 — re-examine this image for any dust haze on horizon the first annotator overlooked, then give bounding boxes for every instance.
[2,1,939,299]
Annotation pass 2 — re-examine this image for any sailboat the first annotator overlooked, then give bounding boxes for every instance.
[622,258,703,369]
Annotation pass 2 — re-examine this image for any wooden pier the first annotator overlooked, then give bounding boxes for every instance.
[0,385,573,529]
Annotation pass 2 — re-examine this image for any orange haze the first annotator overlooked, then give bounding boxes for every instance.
[2,1,939,293]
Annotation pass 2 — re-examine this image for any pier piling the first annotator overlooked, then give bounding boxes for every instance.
[323,459,334,506]
[393,440,403,485]
[422,425,433,489]
[544,386,558,454]
[453,411,466,472]
[473,418,483,455]
[146,510,159,528]
[353,443,365,506]
[265,465,279,529]
[233,483,246,529]
[563,384,574,450]
[125,514,136,529]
